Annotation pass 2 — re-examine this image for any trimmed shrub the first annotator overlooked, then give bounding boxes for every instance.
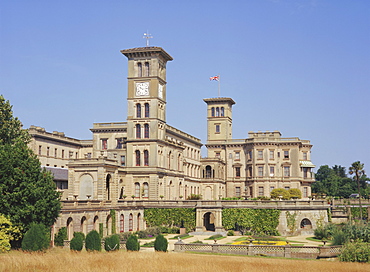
[340,242,370,263]
[21,223,50,252]
[73,232,85,241]
[54,227,67,246]
[70,235,83,251]
[125,234,140,251]
[270,188,290,200]
[154,234,168,252]
[288,188,302,199]
[104,234,120,252]
[85,230,101,251]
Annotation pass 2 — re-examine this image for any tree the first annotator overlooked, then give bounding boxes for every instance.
[54,227,67,246]
[349,161,366,220]
[288,188,302,199]
[0,96,61,246]
[0,214,21,253]
[104,234,120,252]
[21,223,50,252]
[312,165,356,198]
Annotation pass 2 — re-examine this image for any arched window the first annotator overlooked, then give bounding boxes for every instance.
[216,107,220,117]
[144,124,149,138]
[93,216,99,232]
[135,150,141,166]
[144,103,150,117]
[129,213,133,231]
[106,174,111,200]
[81,216,87,235]
[144,62,149,77]
[120,214,124,232]
[143,182,149,198]
[135,182,140,198]
[211,107,215,117]
[178,154,181,171]
[221,107,224,116]
[168,151,171,169]
[137,63,142,77]
[136,124,141,139]
[137,213,141,231]
[136,103,141,118]
[144,150,149,166]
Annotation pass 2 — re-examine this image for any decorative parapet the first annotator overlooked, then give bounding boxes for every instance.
[173,242,341,259]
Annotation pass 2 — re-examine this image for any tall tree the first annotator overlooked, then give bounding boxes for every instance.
[349,161,366,220]
[0,95,61,246]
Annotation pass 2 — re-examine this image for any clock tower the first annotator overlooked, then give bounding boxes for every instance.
[120,47,173,170]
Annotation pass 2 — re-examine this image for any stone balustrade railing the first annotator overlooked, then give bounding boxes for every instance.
[174,242,341,259]
[61,199,331,211]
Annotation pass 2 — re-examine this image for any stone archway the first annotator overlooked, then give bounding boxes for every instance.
[66,217,73,240]
[300,218,312,229]
[203,212,215,231]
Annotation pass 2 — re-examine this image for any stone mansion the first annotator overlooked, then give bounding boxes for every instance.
[27,46,319,238]
[29,46,315,203]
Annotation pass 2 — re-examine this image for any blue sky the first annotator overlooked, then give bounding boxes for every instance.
[1,0,369,174]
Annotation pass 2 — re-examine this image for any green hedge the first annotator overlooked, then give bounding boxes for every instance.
[144,208,196,232]
[222,209,280,235]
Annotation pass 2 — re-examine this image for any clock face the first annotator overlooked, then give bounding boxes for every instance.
[135,82,149,96]
[158,84,163,99]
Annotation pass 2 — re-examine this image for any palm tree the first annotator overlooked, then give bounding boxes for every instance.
[349,161,365,221]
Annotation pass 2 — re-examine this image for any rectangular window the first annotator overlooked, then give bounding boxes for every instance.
[62,150,64,159]
[258,186,264,196]
[69,151,73,158]
[38,145,42,155]
[248,151,252,160]
[116,138,123,149]
[250,186,253,198]
[215,124,220,133]
[47,147,50,157]
[284,150,289,159]
[258,166,263,177]
[235,167,241,178]
[248,167,252,177]
[277,152,280,158]
[303,152,308,160]
[269,150,274,160]
[258,150,263,159]
[229,153,232,159]
[303,187,308,198]
[235,187,241,197]
[284,166,290,177]
[87,153,92,159]
[303,167,309,178]
[270,166,275,176]
[284,186,290,190]
[102,139,108,150]
[54,148,57,158]
[270,186,275,192]
[215,152,220,158]
[75,152,78,159]
[235,152,240,160]
[121,156,126,166]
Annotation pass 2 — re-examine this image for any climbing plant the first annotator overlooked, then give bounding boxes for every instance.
[285,211,298,235]
[110,209,116,234]
[144,208,196,232]
[222,209,280,235]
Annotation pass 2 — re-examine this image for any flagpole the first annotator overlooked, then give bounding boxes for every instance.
[218,74,220,97]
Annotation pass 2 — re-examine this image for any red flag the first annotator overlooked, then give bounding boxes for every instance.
[209,75,219,81]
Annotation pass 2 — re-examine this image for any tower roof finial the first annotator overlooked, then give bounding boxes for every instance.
[143,31,153,47]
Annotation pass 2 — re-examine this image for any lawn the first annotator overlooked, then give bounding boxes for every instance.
[1,248,369,272]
